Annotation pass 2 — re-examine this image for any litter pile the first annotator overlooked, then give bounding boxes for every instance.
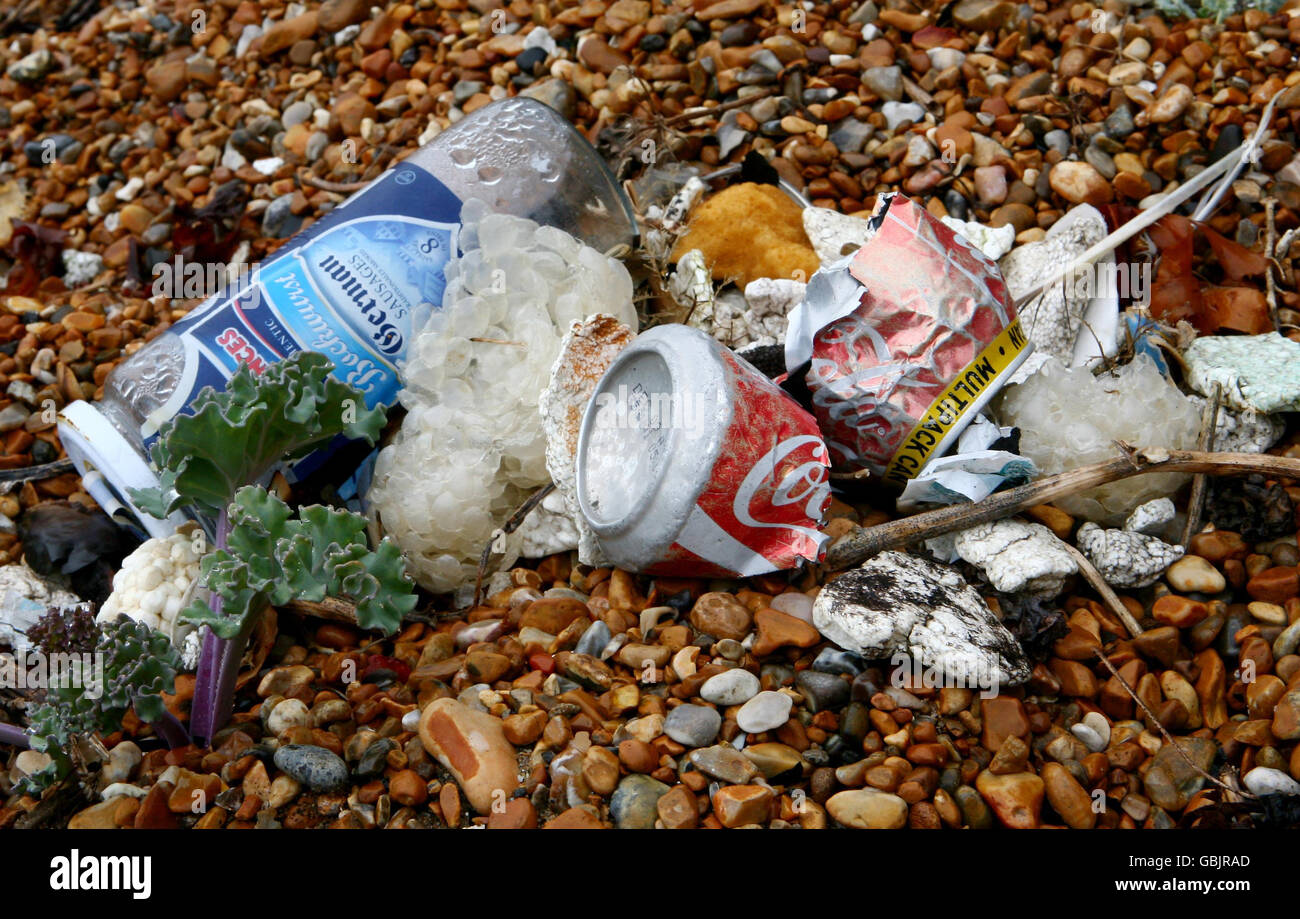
[4,0,1300,831]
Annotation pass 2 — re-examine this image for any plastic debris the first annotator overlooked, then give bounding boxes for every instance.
[540,314,637,567]
[813,551,1032,687]
[998,205,1120,378]
[786,193,1032,484]
[898,414,1036,507]
[1076,521,1184,589]
[954,519,1078,598]
[939,216,1016,260]
[1183,332,1300,414]
[998,353,1202,524]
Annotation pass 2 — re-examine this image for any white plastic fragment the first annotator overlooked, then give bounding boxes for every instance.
[939,216,1016,260]
[998,205,1120,377]
[953,519,1078,598]
[813,551,1031,688]
[1076,521,1184,589]
[898,414,1035,508]
[801,206,878,265]
[1183,332,1300,414]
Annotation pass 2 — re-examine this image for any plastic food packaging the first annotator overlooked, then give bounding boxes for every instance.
[58,98,637,536]
[784,193,1033,486]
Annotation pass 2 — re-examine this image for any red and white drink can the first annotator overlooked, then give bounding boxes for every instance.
[576,324,832,577]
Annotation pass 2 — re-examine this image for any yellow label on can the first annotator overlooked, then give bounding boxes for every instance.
[883,317,1029,487]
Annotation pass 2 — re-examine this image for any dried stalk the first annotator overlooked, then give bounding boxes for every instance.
[1092,649,1252,803]
[826,446,1300,570]
[300,173,368,194]
[1180,384,1222,548]
[1061,542,1144,637]
[661,88,778,128]
[1265,197,1280,331]
[0,458,74,483]
[472,483,556,609]
[284,596,439,628]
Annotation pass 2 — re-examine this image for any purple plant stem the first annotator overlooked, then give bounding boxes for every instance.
[190,506,241,747]
[148,710,190,749]
[0,721,29,748]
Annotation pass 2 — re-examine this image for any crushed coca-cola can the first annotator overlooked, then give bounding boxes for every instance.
[785,193,1033,486]
[576,324,832,577]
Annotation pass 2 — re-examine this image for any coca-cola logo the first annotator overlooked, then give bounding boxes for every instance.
[732,434,831,539]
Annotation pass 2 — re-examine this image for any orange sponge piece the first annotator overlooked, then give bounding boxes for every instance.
[671,182,820,287]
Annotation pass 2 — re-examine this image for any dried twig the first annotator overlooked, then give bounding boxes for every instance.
[661,88,778,128]
[284,596,439,628]
[13,774,91,829]
[826,446,1300,570]
[1092,649,1252,803]
[299,173,368,194]
[472,484,556,609]
[1061,542,1144,637]
[1180,384,1222,548]
[1264,197,1280,331]
[0,458,74,483]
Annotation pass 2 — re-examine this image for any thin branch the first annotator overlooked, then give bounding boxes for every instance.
[826,446,1300,570]
[1264,197,1280,331]
[661,88,778,128]
[1062,542,1144,637]
[0,458,75,483]
[1092,648,1252,802]
[299,173,367,194]
[472,483,557,609]
[1180,384,1221,548]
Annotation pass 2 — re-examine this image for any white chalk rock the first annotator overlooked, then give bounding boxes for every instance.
[813,551,1031,687]
[954,519,1077,598]
[1123,498,1176,535]
[1076,522,1183,589]
[940,216,1016,260]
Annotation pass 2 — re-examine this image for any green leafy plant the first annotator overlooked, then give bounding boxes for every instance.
[183,486,416,639]
[127,351,414,744]
[20,618,181,793]
[132,351,386,520]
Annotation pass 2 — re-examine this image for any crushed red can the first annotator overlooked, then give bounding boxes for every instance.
[785,193,1032,486]
[576,324,832,577]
